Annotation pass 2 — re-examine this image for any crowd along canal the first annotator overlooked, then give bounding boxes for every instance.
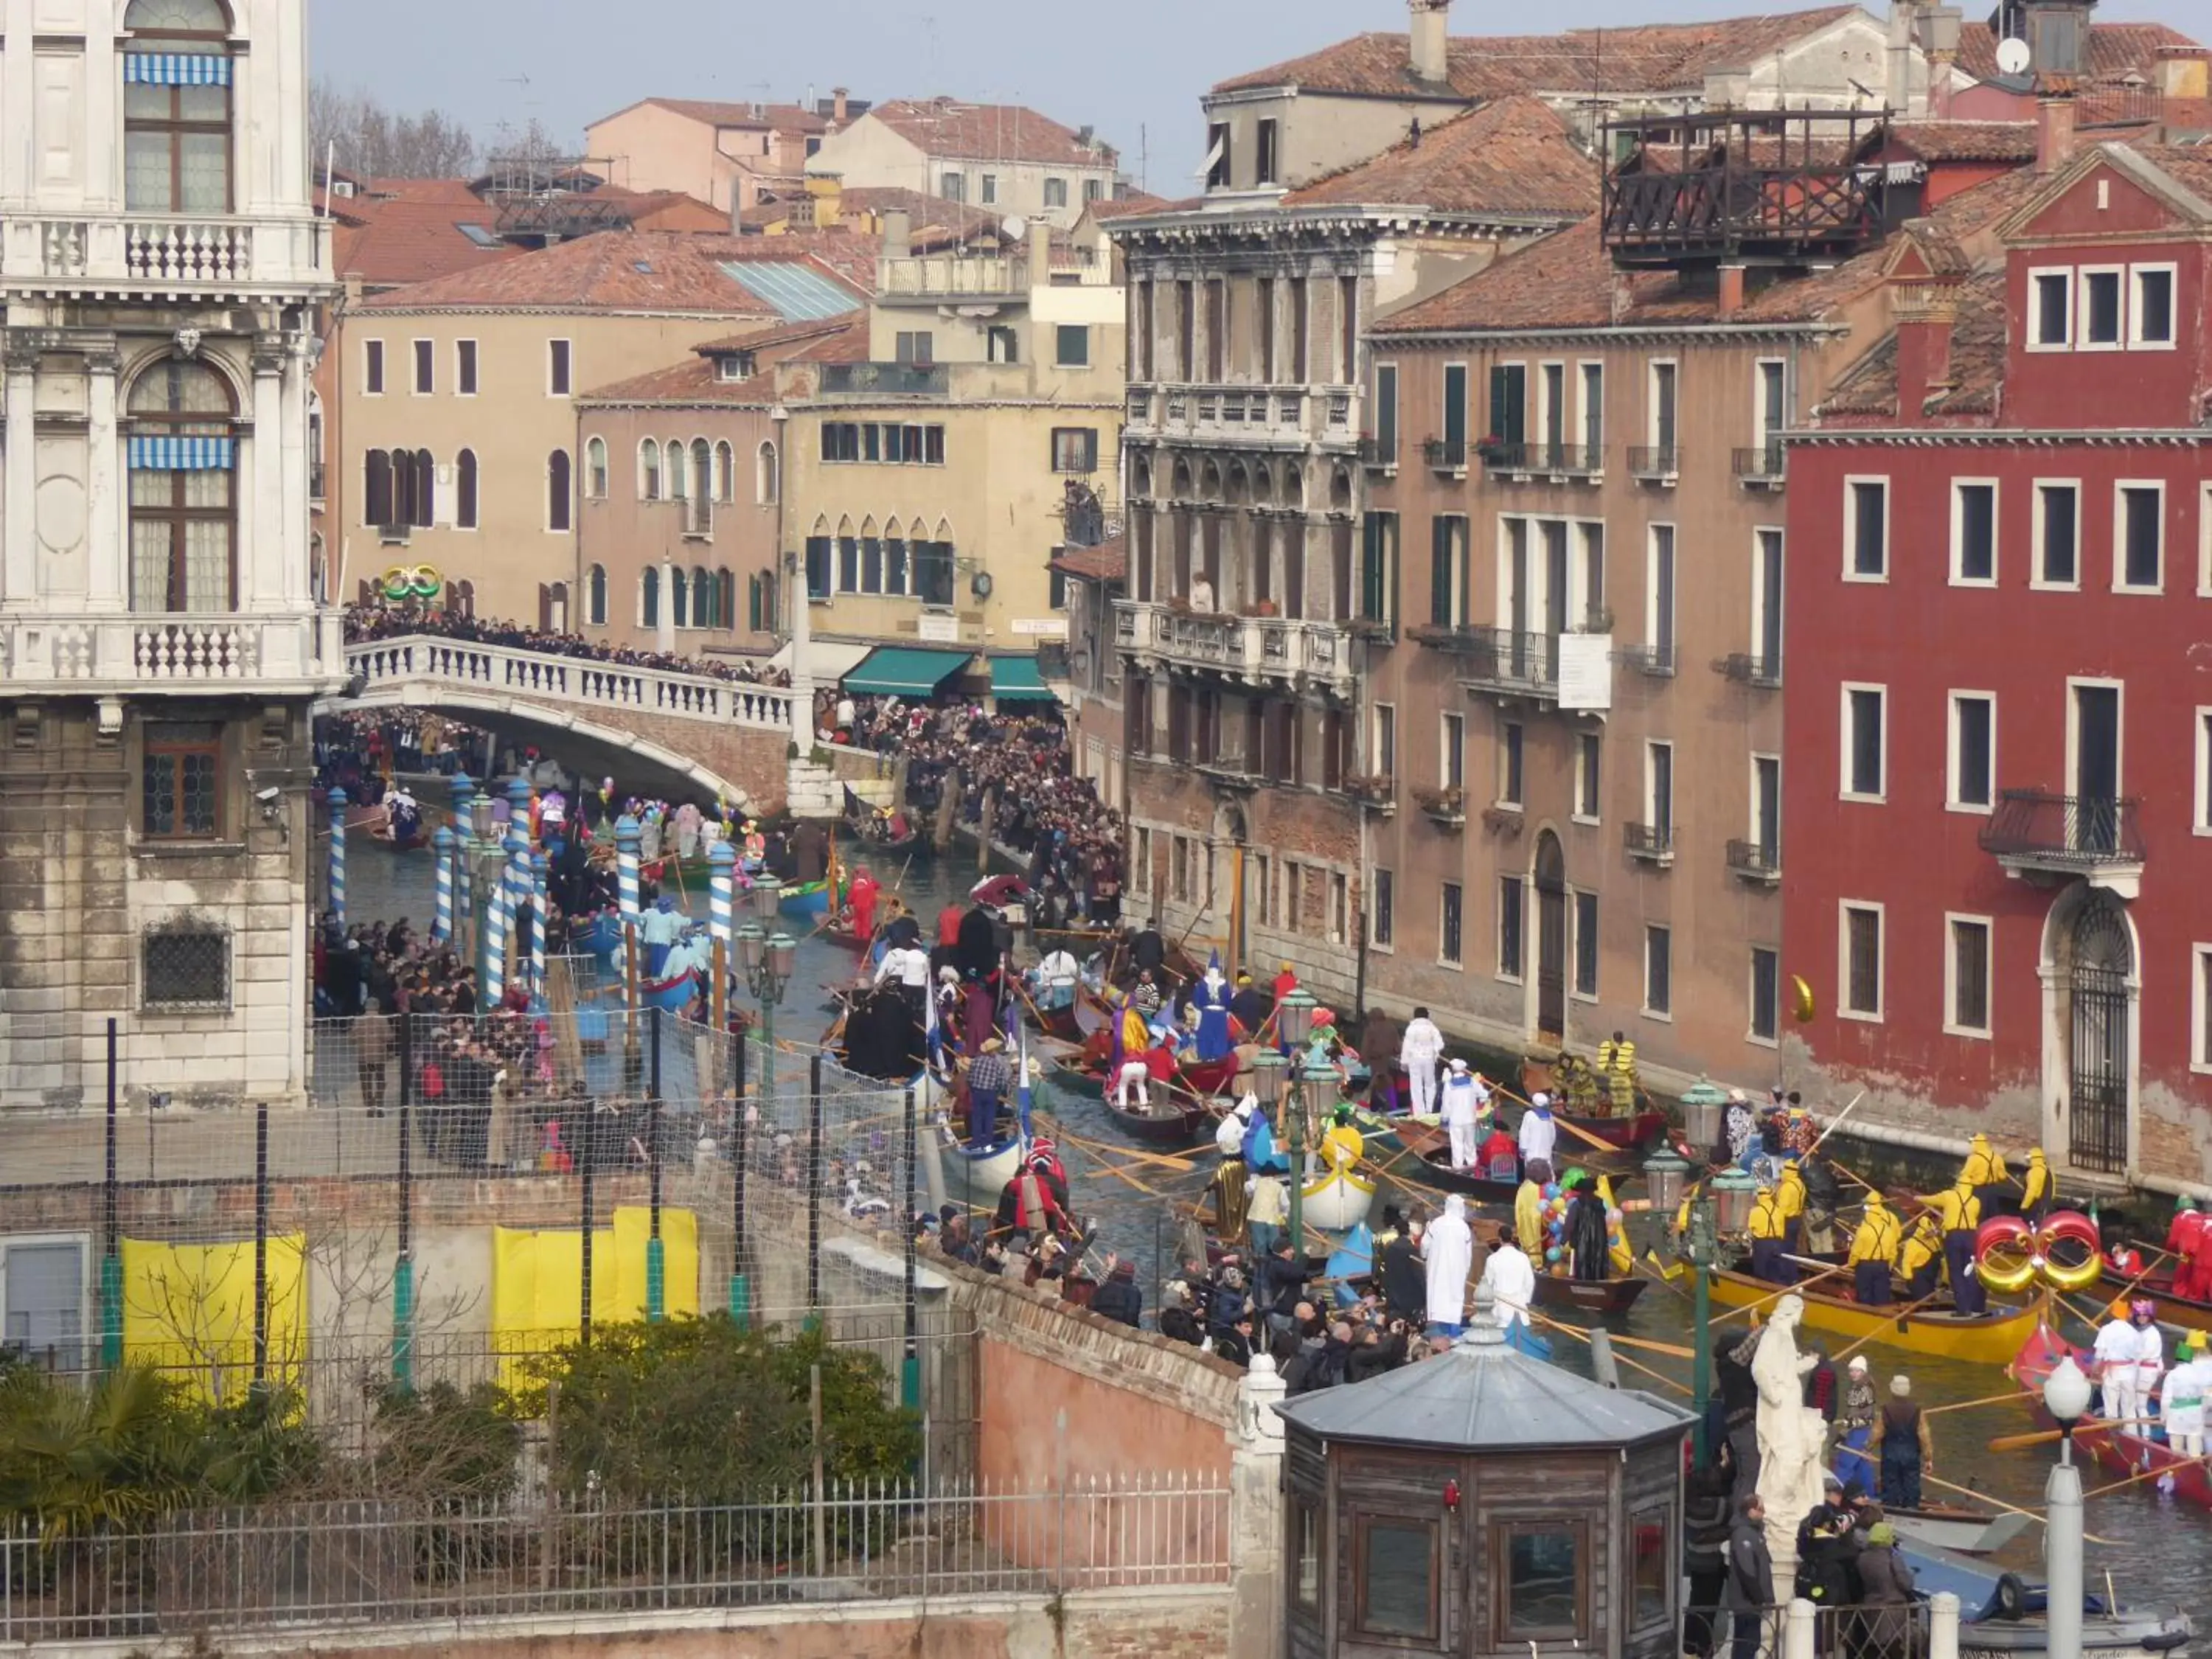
[341,833,2212,1627]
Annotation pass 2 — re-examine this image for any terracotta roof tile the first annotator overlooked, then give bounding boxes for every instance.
[860,98,1116,166]
[1051,535,1126,582]
[1083,191,1178,220]
[632,97,832,133]
[333,180,523,290]
[1213,8,1860,100]
[2126,141,2212,207]
[1819,270,2008,420]
[1954,21,2202,84]
[355,229,869,315]
[737,184,1004,249]
[582,315,862,406]
[1881,121,2038,163]
[1285,97,1600,218]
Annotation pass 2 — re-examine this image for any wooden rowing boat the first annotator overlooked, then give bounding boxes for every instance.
[1884,1505,2031,1557]
[1706,1267,2043,1367]
[1099,1092,1214,1148]
[1301,1164,1377,1233]
[2136,1267,2212,1334]
[1531,1273,1646,1314]
[2011,1324,2212,1509]
[1365,1117,1523,1202]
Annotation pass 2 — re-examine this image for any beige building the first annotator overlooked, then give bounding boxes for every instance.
[341,230,874,625]
[585,94,858,217]
[778,217,1124,658]
[1202,0,1958,193]
[808,99,1121,229]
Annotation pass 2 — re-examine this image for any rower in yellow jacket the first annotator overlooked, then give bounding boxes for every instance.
[1748,1185,1792,1283]
[1899,1207,1945,1300]
[1776,1160,1807,1251]
[1846,1193,1901,1306]
[2020,1146,2053,1223]
[1961,1133,2010,1221]
[1930,1178,1986,1314]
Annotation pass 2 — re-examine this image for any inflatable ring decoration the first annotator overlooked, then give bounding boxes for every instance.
[380,563,442,603]
[1973,1209,2104,1294]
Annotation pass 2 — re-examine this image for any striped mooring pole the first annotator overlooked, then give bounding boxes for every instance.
[327,787,348,925]
[431,825,456,944]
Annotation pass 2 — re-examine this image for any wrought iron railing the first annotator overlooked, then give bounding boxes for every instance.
[1733,442,1787,484]
[1436,626,1558,694]
[1422,437,1467,472]
[1716,650,1783,686]
[1726,838,1782,881]
[1627,445,1680,478]
[1979,790,2144,864]
[1624,822,1674,862]
[1482,441,1603,476]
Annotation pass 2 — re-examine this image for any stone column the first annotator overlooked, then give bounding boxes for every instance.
[1228,1352,1286,1659]
[2,336,39,606]
[85,349,125,612]
[249,344,286,611]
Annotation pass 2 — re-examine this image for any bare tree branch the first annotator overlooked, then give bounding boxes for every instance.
[313,79,479,180]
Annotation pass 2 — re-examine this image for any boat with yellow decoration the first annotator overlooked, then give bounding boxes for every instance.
[1705,1267,2045,1368]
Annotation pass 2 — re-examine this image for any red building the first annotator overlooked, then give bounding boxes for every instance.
[1784,128,2212,1189]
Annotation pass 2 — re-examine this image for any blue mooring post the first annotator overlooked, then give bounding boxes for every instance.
[431,824,456,945]
[327,787,349,924]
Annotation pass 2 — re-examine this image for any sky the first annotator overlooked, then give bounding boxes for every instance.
[309,0,2205,195]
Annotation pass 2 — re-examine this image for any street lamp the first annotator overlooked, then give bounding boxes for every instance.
[748,873,783,924]
[1684,1192,1721,1461]
[2044,1355,2092,1659]
[1277,990,1317,1050]
[1249,1048,1287,1248]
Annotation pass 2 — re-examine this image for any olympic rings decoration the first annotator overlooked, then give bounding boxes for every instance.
[380,564,442,604]
[1973,1209,2104,1293]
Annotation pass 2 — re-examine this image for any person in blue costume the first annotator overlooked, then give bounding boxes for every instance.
[1192,952,1234,1062]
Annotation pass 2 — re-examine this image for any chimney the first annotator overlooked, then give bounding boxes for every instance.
[2036,95,2076,174]
[1408,0,1450,85]
[1885,0,1921,118]
[1717,264,1747,318]
[2160,46,2210,102]
[1029,221,1052,284]
[1891,240,1963,422]
[882,208,911,261]
[832,86,849,124]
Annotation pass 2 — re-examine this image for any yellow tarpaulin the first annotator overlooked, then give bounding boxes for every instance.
[119,1234,307,1402]
[491,1206,699,1364]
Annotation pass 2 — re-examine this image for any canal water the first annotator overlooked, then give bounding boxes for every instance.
[344,833,2212,1627]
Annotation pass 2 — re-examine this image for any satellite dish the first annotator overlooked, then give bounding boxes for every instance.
[1996,36,2032,76]
[1001,215,1028,242]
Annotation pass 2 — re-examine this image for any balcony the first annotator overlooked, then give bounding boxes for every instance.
[1357,435,1397,473]
[1427,626,1557,701]
[1726,838,1782,885]
[817,363,950,398]
[1624,822,1674,866]
[1343,775,1396,816]
[1112,600,1357,700]
[1715,651,1782,689]
[1618,642,1677,678]
[1424,437,1468,476]
[1980,790,2146,899]
[1481,442,1603,481]
[5,213,330,294]
[1413,785,1467,829]
[876,252,1029,299]
[0,611,344,695]
[1733,444,1787,490]
[1195,753,1262,794]
[1627,445,1681,484]
[1125,383,1354,451]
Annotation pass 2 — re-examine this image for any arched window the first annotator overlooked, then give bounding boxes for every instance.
[639,438,661,501]
[410,448,435,528]
[128,357,236,613]
[453,579,475,619]
[364,448,394,526]
[692,563,713,627]
[640,566,660,629]
[547,449,571,531]
[667,437,689,501]
[585,435,608,498]
[716,440,735,503]
[716,567,735,630]
[588,563,608,627]
[669,566,689,628]
[691,438,712,498]
[123,0,234,215]
[456,448,479,529]
[756,440,779,505]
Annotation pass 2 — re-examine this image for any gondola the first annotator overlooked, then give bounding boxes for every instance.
[1705,1266,2043,1367]
[1299,1163,1377,1234]
[1529,1273,1646,1314]
[1363,1116,1523,1202]
[1097,1053,1242,1148]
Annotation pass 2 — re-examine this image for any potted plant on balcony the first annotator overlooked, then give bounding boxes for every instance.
[1413,785,1466,824]
[1474,433,1507,465]
[1341,773,1397,812]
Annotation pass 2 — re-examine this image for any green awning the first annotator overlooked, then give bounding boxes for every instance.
[843,647,972,697]
[988,653,1061,704]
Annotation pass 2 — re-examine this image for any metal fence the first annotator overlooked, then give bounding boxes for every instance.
[0,1475,1231,1642]
[1694,1596,1933,1659]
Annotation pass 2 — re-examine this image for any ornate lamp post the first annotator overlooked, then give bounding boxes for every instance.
[2043,1355,2093,1659]
[1275,992,1317,1253]
[726,874,794,1324]
[1684,1191,1720,1461]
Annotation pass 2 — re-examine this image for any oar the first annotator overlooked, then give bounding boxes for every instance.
[1528,1311,1695,1396]
[1987,1417,2163,1454]
[2082,1453,2212,1500]
[1806,1091,1868,1155]
[1832,1287,1951,1366]
[1916,1472,2117,1545]
[1486,1079,1627,1159]
[1916,1386,2041,1419]
[1712,1261,1853,1324]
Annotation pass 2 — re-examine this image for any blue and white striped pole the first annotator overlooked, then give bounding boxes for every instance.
[616,813,642,926]
[448,774,476,929]
[327,787,349,925]
[507,774,535,849]
[431,825,456,944]
[483,855,509,1008]
[709,841,736,949]
[531,849,551,1004]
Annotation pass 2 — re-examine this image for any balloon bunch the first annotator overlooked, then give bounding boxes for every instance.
[1540,1166,1591,1270]
[1972,1210,2104,1293]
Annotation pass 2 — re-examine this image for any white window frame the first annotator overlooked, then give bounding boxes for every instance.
[2076,263,2126,352]
[1645,521,1676,661]
[1944,912,1994,1040]
[1439,879,1464,970]
[1947,691,1997,815]
[1573,729,1601,826]
[0,1231,92,1367]
[1577,358,1605,453]
[1753,355,1788,443]
[1839,900,1886,1023]
[1498,717,1526,809]
[410,337,434,397]
[1372,701,1397,779]
[1442,360,1470,445]
[455,338,479,397]
[1371,868,1395,956]
[2112,479,2165,594]
[547,338,574,398]
[1750,526,1784,671]
[1573,518,1605,625]
[2027,267,2075,351]
[1439,710,1465,793]
[1496,875,1525,984]
[2200,481,2212,597]
[1840,681,1888,803]
[1570,887,1600,1004]
[1537,358,1568,448]
[1750,751,1781,849]
[1644,738,1674,835]
[1747,946,1781,1049]
[2194,706,2212,835]
[2194,945,2212,1074]
[1843,475,1889,582]
[1641,923,1673,1023]
[1646,358,1680,456]
[362,338,386,396]
[2064,675,2126,801]
[2129,262,2179,349]
[1949,477,2000,588]
[2031,478,2083,592]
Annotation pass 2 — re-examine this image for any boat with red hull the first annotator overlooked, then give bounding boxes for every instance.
[2011,1322,2212,1508]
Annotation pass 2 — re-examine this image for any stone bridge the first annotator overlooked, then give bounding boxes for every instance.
[339,636,801,813]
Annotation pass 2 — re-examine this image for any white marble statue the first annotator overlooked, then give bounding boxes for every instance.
[1750,1294,1828,1567]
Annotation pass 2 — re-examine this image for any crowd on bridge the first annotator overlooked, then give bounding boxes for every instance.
[830,693,1122,930]
[344,605,792,686]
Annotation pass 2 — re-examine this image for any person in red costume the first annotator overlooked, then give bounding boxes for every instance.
[2182,1206,2212,1303]
[848,866,880,944]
